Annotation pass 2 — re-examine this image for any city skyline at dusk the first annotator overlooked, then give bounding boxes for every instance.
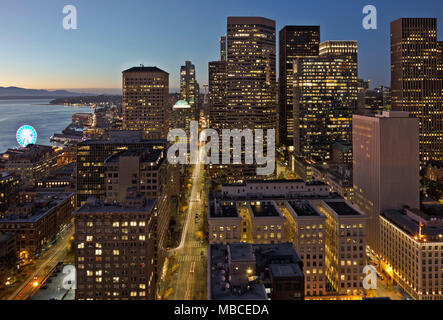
[1,0,443,309]
[1,0,443,92]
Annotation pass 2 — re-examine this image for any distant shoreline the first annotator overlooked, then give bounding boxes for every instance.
[0,96,65,100]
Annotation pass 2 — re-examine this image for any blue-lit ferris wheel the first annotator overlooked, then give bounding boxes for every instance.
[16,125,37,147]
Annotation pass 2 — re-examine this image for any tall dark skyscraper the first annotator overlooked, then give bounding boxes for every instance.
[220,36,227,61]
[208,60,227,130]
[278,26,320,148]
[293,41,358,162]
[122,66,169,139]
[180,61,199,119]
[438,41,443,76]
[391,18,443,165]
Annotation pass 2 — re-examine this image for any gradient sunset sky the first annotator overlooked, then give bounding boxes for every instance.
[0,0,442,93]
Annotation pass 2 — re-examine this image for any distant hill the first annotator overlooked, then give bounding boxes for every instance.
[0,86,96,98]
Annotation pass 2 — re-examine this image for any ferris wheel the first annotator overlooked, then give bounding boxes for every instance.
[16,125,37,147]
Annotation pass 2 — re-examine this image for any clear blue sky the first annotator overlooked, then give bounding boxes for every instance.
[0,0,442,93]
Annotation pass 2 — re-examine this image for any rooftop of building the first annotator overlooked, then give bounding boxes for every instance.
[269,263,303,278]
[382,209,443,240]
[208,198,239,218]
[122,66,168,74]
[40,163,75,179]
[78,130,168,146]
[3,144,56,162]
[105,148,164,164]
[0,172,17,180]
[354,111,411,120]
[75,197,156,214]
[280,25,320,31]
[209,242,302,300]
[288,200,321,217]
[421,204,443,219]
[375,111,409,118]
[209,244,268,300]
[222,179,328,187]
[172,100,191,109]
[249,202,280,217]
[0,231,14,243]
[228,243,255,262]
[324,200,363,216]
[253,242,303,266]
[227,16,275,26]
[0,192,74,223]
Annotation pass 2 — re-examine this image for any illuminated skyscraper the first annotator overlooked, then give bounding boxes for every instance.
[293,41,358,161]
[319,40,357,63]
[278,26,320,147]
[208,60,227,130]
[220,36,227,61]
[391,18,443,165]
[180,61,198,119]
[207,17,277,182]
[439,41,443,74]
[207,17,276,182]
[226,16,276,133]
[122,66,169,139]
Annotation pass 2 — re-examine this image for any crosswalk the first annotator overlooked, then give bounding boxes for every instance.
[190,241,204,248]
[177,255,205,262]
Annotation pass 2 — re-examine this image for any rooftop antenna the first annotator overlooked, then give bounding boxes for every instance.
[419,221,423,240]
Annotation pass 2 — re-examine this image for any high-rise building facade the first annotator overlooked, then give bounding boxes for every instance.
[3,145,58,187]
[439,41,443,74]
[358,86,391,115]
[353,111,420,253]
[315,199,367,296]
[391,18,443,165]
[76,147,172,300]
[105,148,170,288]
[278,26,320,148]
[104,149,167,203]
[76,131,166,207]
[208,60,227,130]
[283,200,327,297]
[180,61,198,118]
[122,66,169,139]
[75,194,157,300]
[226,16,276,132]
[220,36,227,61]
[207,17,277,182]
[0,173,19,214]
[293,41,358,161]
[380,208,443,300]
[319,40,357,63]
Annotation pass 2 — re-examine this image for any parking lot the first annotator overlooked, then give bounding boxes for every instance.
[30,264,75,300]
